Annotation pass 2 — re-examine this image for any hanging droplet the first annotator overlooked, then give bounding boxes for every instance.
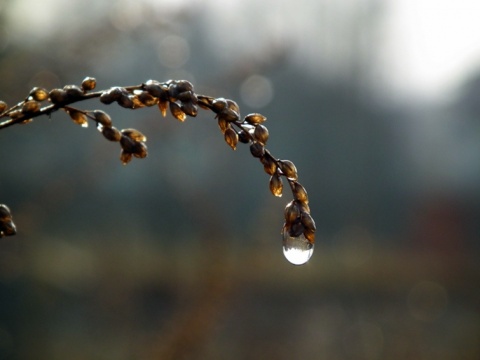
[282,229,314,265]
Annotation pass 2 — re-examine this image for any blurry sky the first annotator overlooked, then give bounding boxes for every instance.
[3,0,480,104]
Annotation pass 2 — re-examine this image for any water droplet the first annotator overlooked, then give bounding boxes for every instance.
[282,231,314,265]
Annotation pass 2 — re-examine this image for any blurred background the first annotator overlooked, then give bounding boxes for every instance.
[0,0,479,359]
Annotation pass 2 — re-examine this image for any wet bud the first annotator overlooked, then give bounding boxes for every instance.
[120,150,133,165]
[22,100,41,114]
[121,128,147,142]
[219,108,240,122]
[67,109,88,127]
[118,95,135,109]
[289,220,305,237]
[0,101,7,113]
[63,85,84,100]
[253,124,269,145]
[158,100,168,117]
[303,228,315,244]
[102,126,122,142]
[120,135,136,152]
[176,80,194,93]
[170,102,186,121]
[238,130,250,143]
[212,98,227,113]
[245,113,266,125]
[133,142,148,158]
[261,156,277,175]
[29,87,49,101]
[181,102,198,117]
[284,201,301,224]
[100,91,115,104]
[301,212,316,232]
[93,110,112,127]
[269,173,283,197]
[144,82,163,98]
[81,77,96,91]
[226,99,240,114]
[293,182,308,203]
[0,205,12,220]
[224,127,238,150]
[49,89,68,105]
[250,142,265,158]
[0,220,16,237]
[279,160,298,180]
[138,91,158,106]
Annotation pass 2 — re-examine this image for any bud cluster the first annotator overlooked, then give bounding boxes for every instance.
[1,76,315,255]
[0,205,16,238]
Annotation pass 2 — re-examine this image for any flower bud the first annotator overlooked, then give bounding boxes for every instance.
[301,212,316,232]
[120,135,136,152]
[0,220,16,237]
[29,87,49,101]
[238,130,250,143]
[279,160,298,180]
[269,173,283,197]
[245,113,266,125]
[0,205,12,220]
[176,80,194,93]
[250,142,265,158]
[93,110,112,127]
[181,102,198,117]
[49,89,68,105]
[226,99,240,114]
[63,85,84,100]
[102,126,122,142]
[120,150,133,165]
[138,91,158,106]
[261,156,277,175]
[133,142,148,158]
[81,77,96,91]
[303,229,315,244]
[212,98,227,113]
[293,182,308,203]
[117,95,135,109]
[22,100,41,114]
[158,100,168,117]
[218,108,239,122]
[67,109,88,127]
[121,128,147,142]
[0,101,7,113]
[217,118,229,134]
[224,127,238,150]
[170,102,186,121]
[144,82,163,98]
[284,201,300,224]
[253,124,269,145]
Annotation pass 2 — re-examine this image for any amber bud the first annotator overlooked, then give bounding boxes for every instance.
[279,160,298,180]
[284,201,300,224]
[250,142,265,158]
[0,101,7,113]
[49,89,68,105]
[293,182,308,203]
[102,126,122,142]
[81,77,97,91]
[121,128,147,142]
[170,102,186,121]
[224,127,238,150]
[29,87,49,101]
[245,113,266,125]
[93,110,112,128]
[253,124,269,145]
[269,173,283,197]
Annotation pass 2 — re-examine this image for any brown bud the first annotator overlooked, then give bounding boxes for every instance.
[120,135,136,152]
[118,95,135,109]
[224,127,238,150]
[120,151,133,165]
[144,82,164,98]
[261,156,277,175]
[238,130,250,143]
[178,91,197,103]
[301,212,316,232]
[22,100,41,114]
[269,173,283,197]
[284,201,300,224]
[181,102,198,117]
[293,182,308,203]
[102,126,122,142]
[0,101,7,113]
[226,99,240,114]
[253,124,269,145]
[218,108,240,122]
[289,219,305,237]
[170,102,186,121]
[133,142,148,158]
[158,100,168,117]
[303,228,315,244]
[0,220,16,237]
[245,113,266,125]
[138,91,158,106]
[279,160,298,180]
[81,77,96,91]
[131,95,145,109]
[67,109,88,127]
[250,142,265,158]
[298,201,310,215]
[0,205,12,220]
[9,110,23,119]
[29,87,49,101]
[176,80,194,93]
[63,85,84,100]
[93,110,112,127]
[212,98,227,113]
[121,128,147,142]
[49,89,68,105]
[217,118,229,134]
[100,91,115,104]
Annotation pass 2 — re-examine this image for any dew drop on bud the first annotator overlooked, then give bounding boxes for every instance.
[282,228,314,265]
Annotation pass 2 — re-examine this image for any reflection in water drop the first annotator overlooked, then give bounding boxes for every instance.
[282,231,314,265]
